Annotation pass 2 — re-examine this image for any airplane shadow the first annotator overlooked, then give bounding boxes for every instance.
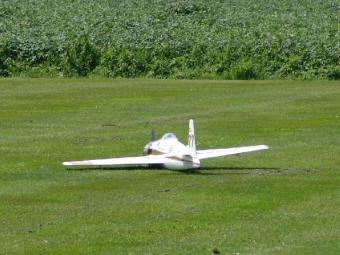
[172,166,283,175]
[67,166,290,176]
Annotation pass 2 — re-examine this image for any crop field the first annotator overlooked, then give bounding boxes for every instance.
[0,0,339,79]
[0,78,339,254]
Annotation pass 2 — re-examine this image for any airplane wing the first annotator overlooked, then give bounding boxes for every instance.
[63,154,168,169]
[196,145,268,160]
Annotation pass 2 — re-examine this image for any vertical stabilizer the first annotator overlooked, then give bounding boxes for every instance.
[188,119,197,157]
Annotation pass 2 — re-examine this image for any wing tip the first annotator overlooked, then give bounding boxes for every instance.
[62,161,94,169]
[63,161,77,169]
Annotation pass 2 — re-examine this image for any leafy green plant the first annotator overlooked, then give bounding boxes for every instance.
[326,66,340,80]
[228,60,263,80]
[62,36,99,77]
[0,0,338,79]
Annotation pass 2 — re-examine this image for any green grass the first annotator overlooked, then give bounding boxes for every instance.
[1,79,340,254]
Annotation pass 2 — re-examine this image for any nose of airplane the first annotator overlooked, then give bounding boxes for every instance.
[143,143,152,155]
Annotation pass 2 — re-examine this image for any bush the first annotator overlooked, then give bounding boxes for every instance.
[0,43,9,76]
[61,36,100,77]
[100,46,151,78]
[326,66,340,80]
[227,60,263,80]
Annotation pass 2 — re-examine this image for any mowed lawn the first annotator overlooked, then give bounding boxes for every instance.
[0,79,339,254]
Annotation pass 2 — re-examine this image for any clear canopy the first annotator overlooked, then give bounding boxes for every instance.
[162,133,177,140]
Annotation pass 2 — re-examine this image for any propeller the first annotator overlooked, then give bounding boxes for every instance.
[150,129,155,141]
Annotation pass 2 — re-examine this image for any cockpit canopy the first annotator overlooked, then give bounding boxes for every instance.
[162,133,178,140]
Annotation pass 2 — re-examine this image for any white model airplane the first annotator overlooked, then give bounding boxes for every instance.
[63,119,268,170]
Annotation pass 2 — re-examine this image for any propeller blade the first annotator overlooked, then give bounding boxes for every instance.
[150,129,155,141]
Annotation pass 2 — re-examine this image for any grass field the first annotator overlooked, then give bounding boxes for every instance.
[1,79,340,254]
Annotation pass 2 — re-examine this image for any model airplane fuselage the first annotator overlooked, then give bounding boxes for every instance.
[63,119,268,170]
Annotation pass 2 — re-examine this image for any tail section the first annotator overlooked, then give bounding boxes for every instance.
[188,119,197,157]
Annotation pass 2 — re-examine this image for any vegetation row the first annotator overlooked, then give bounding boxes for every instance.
[0,0,339,79]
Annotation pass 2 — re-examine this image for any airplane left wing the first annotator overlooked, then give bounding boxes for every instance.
[63,154,168,169]
[197,145,268,160]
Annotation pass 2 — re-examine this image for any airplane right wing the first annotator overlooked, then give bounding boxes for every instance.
[62,154,168,169]
[196,145,268,160]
